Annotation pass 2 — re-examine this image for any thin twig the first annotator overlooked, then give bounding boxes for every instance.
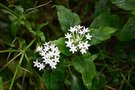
[0,52,22,72]
[105,85,116,90]
[25,0,52,13]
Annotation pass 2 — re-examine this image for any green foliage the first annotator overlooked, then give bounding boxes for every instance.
[90,27,116,45]
[112,0,135,10]
[0,0,135,90]
[90,12,120,28]
[71,75,84,90]
[56,5,81,33]
[53,37,71,56]
[42,60,66,90]
[72,53,96,89]
[118,16,135,41]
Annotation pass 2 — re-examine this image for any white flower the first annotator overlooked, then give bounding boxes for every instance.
[86,33,92,40]
[36,46,43,52]
[69,26,77,32]
[69,44,77,53]
[38,63,45,71]
[65,39,73,47]
[33,42,60,70]
[78,42,84,49]
[80,48,87,54]
[65,33,72,39]
[33,60,40,67]
[65,25,92,54]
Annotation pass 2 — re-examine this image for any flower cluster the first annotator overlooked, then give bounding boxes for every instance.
[33,42,60,70]
[65,25,92,54]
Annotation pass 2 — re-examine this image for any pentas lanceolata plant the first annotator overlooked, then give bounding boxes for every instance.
[0,3,117,90]
[31,5,116,90]
[33,25,92,70]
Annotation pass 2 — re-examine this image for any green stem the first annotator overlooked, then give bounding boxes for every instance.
[24,38,36,51]
[0,52,22,72]
[0,50,19,53]
[9,52,25,90]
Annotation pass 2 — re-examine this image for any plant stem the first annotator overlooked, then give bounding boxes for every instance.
[0,50,19,53]
[0,52,22,72]
[24,38,36,51]
[9,52,25,90]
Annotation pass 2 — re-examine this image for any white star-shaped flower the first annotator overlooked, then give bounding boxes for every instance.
[83,27,89,33]
[65,33,72,39]
[38,63,45,71]
[36,46,43,52]
[80,48,87,54]
[33,60,40,67]
[86,33,92,40]
[69,44,77,53]
[65,39,73,47]
[83,41,90,50]
[69,26,77,33]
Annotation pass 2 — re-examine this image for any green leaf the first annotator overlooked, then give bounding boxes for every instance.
[42,60,66,90]
[90,12,120,29]
[90,54,98,61]
[72,53,96,89]
[90,27,117,45]
[118,16,135,41]
[112,0,135,10]
[11,20,20,37]
[36,31,45,42]
[0,77,3,90]
[56,5,81,33]
[53,37,71,56]
[14,6,24,16]
[93,0,110,17]
[10,17,24,37]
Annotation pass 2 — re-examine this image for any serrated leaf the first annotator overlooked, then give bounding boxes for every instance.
[90,12,120,29]
[118,16,135,41]
[93,0,110,17]
[112,0,135,10]
[56,5,81,33]
[0,77,3,90]
[53,37,71,56]
[72,53,96,89]
[90,27,116,45]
